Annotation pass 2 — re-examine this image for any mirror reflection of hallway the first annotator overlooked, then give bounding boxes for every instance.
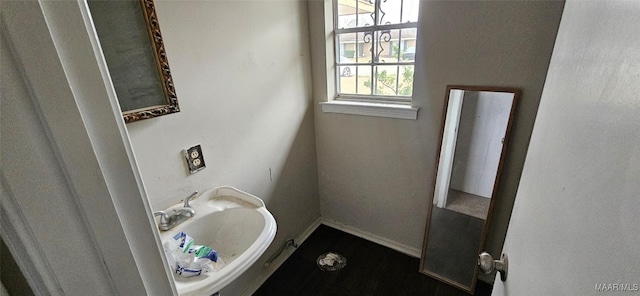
[421,86,518,293]
[445,188,490,220]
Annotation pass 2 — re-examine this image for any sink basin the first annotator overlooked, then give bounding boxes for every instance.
[159,186,277,295]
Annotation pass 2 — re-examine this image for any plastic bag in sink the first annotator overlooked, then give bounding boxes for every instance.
[164,232,225,277]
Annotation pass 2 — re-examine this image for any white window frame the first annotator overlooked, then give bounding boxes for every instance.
[321,0,420,120]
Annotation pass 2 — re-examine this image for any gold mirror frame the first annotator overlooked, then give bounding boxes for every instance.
[89,0,179,123]
[420,85,519,293]
[126,0,179,123]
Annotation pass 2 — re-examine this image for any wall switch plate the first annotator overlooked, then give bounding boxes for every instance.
[184,145,205,174]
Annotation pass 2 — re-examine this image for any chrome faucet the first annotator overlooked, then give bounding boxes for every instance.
[154,192,198,231]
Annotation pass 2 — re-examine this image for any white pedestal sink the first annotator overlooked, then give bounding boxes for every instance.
[158,186,277,296]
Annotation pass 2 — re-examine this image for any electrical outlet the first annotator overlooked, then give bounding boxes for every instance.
[184,145,205,174]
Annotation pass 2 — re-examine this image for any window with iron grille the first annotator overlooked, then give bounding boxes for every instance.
[334,0,419,103]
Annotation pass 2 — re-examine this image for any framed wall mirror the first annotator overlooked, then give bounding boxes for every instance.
[88,0,179,123]
[420,85,519,293]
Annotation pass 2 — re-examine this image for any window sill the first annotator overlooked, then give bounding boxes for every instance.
[320,100,419,120]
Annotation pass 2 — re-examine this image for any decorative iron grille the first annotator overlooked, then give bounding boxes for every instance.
[334,0,419,102]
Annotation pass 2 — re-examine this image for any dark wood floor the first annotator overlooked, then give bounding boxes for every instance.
[254,224,492,296]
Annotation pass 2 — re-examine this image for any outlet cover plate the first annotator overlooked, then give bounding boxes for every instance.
[185,145,205,174]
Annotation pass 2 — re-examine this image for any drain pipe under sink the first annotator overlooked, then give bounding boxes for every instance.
[264,239,298,268]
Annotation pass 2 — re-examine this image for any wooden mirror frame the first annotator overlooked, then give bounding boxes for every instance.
[419,85,519,293]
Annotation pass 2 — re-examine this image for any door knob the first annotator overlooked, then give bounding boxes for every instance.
[478,252,508,281]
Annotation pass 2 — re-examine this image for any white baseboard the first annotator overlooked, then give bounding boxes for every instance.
[241,218,322,296]
[319,218,422,258]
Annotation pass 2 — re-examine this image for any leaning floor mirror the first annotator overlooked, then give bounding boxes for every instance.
[420,85,519,293]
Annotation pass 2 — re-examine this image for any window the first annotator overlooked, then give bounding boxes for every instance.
[334,0,419,103]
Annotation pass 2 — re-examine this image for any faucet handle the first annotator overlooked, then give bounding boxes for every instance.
[154,211,170,224]
[183,191,199,208]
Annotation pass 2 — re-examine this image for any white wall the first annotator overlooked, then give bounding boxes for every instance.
[494,1,640,295]
[450,91,513,198]
[310,1,564,256]
[122,1,320,294]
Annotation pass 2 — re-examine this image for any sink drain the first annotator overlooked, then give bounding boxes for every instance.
[317,252,346,271]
